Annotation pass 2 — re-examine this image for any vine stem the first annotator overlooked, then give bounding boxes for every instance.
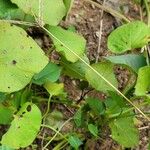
[143,0,150,26]
[84,0,130,23]
[42,118,72,150]
[42,26,150,122]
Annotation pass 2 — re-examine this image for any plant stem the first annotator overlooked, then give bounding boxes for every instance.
[84,0,130,23]
[42,118,72,150]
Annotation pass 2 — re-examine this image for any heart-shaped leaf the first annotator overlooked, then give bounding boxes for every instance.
[0,22,48,92]
[108,21,150,53]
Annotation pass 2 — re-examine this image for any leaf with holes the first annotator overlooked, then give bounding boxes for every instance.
[135,66,150,97]
[108,21,150,53]
[11,0,66,26]
[47,26,86,63]
[85,62,118,93]
[0,22,48,92]
[1,102,42,149]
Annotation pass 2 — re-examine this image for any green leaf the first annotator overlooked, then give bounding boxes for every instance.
[0,93,6,103]
[11,0,66,26]
[109,116,139,148]
[1,102,42,149]
[44,82,64,96]
[85,62,118,93]
[108,21,150,53]
[74,107,83,127]
[0,0,33,22]
[0,22,48,92]
[33,62,62,85]
[86,97,105,115]
[105,54,147,73]
[105,91,127,116]
[0,104,14,125]
[135,66,150,97]
[47,26,86,62]
[61,55,89,79]
[88,124,98,137]
[68,135,83,149]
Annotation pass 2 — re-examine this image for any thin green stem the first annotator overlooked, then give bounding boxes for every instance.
[42,95,52,118]
[42,118,72,150]
[41,124,67,141]
[42,26,150,121]
[84,0,130,23]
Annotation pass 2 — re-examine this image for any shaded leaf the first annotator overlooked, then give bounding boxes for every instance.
[11,0,66,26]
[0,22,48,92]
[0,105,14,125]
[47,26,86,62]
[135,66,150,97]
[105,54,147,73]
[1,102,42,149]
[108,21,150,53]
[33,62,62,85]
[85,62,118,93]
[86,97,105,115]
[0,145,14,150]
[61,55,89,79]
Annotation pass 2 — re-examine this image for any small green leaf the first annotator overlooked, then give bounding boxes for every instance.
[0,22,48,92]
[33,62,62,85]
[109,116,139,148]
[44,82,64,96]
[135,66,150,97]
[63,0,73,16]
[11,0,66,26]
[85,62,118,93]
[68,135,83,149]
[61,55,89,79]
[0,93,6,103]
[1,102,42,149]
[88,124,98,137]
[105,54,147,73]
[74,107,83,127]
[108,21,150,53]
[47,26,86,62]
[86,97,105,115]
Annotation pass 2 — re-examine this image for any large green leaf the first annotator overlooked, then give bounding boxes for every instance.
[1,102,42,149]
[105,54,147,73]
[109,116,139,148]
[108,21,150,53]
[0,22,48,92]
[47,26,86,63]
[85,62,118,93]
[33,62,62,85]
[11,0,66,26]
[135,66,150,97]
